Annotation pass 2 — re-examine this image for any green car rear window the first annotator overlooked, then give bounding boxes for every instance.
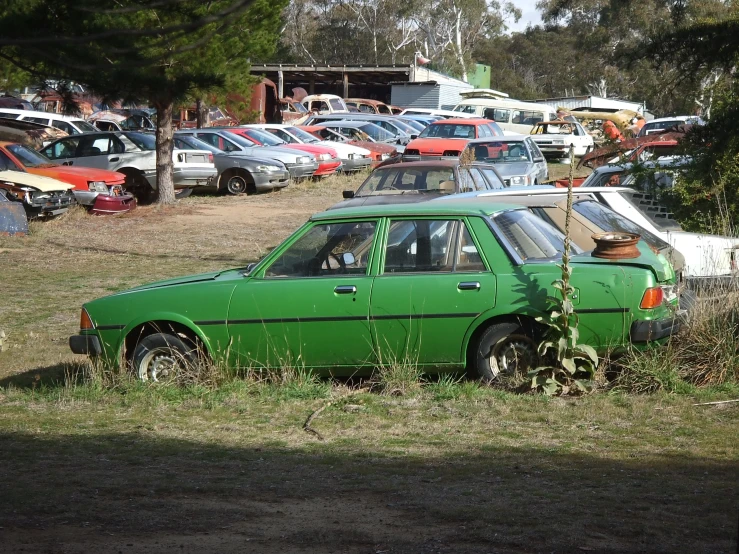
[493,209,582,261]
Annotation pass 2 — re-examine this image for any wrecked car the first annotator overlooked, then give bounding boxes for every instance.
[0,141,135,215]
[0,170,76,218]
[530,120,594,161]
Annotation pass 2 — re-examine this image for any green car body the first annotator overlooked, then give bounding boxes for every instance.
[70,199,679,379]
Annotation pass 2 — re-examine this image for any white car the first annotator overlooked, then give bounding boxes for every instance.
[39,131,217,200]
[638,116,704,137]
[466,185,739,291]
[251,124,372,172]
[530,121,594,161]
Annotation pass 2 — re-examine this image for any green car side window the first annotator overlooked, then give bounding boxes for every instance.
[264,221,377,278]
[384,219,456,273]
[455,224,485,271]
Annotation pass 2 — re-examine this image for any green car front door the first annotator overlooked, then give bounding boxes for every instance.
[227,220,379,373]
[369,218,497,368]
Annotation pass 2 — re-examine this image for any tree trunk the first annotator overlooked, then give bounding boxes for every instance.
[155,100,176,205]
[196,97,206,129]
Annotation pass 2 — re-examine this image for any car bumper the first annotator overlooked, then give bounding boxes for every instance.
[285,162,319,179]
[173,167,218,188]
[630,317,681,342]
[253,170,290,191]
[69,333,102,356]
[89,193,137,215]
[536,145,570,158]
[684,274,739,294]
[314,160,343,176]
[341,157,372,172]
[26,193,77,217]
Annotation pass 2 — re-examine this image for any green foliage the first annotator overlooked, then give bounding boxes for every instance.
[660,84,739,233]
[529,262,599,396]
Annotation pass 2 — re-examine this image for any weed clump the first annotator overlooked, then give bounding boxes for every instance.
[616,293,739,392]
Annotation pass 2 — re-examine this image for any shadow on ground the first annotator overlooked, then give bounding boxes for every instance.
[1,431,736,554]
[0,363,73,389]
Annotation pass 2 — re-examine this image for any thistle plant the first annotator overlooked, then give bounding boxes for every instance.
[529,145,598,395]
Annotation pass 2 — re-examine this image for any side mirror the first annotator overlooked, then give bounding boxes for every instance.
[342,190,355,199]
[534,157,545,163]
[245,262,257,274]
[341,252,356,266]
[410,134,418,139]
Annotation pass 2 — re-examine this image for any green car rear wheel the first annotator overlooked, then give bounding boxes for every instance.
[473,322,539,382]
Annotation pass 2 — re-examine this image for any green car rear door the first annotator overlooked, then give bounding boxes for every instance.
[368,217,497,367]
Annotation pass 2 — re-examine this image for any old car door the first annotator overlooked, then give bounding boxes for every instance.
[66,134,117,170]
[227,219,379,373]
[40,137,82,166]
[369,218,497,368]
[526,138,548,182]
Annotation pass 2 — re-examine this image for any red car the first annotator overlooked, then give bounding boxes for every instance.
[403,118,503,160]
[227,128,342,177]
[0,141,135,214]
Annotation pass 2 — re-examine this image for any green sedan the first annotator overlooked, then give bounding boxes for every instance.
[70,199,679,381]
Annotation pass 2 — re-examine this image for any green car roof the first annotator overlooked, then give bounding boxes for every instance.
[311,198,522,221]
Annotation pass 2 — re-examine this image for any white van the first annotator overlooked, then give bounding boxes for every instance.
[0,108,98,135]
[453,90,557,134]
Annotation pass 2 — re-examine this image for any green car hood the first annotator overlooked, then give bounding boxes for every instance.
[123,269,242,293]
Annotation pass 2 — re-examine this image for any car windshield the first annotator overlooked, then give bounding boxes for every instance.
[123,131,156,150]
[72,120,97,133]
[642,120,683,133]
[387,119,416,134]
[287,126,320,143]
[399,119,425,132]
[225,132,257,148]
[356,166,456,196]
[571,200,669,250]
[337,123,393,142]
[419,123,476,139]
[470,141,529,163]
[6,144,54,167]
[493,209,582,261]
[245,128,286,146]
[175,135,222,154]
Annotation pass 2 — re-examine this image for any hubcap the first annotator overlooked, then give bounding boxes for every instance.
[138,348,181,381]
[488,334,537,378]
[227,177,246,194]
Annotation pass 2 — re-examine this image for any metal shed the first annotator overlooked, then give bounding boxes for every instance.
[534,95,647,115]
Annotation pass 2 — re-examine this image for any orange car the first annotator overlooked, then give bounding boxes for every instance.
[0,141,135,214]
[402,118,503,160]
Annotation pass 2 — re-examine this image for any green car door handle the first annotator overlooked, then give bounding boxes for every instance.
[457,282,481,291]
[334,285,357,294]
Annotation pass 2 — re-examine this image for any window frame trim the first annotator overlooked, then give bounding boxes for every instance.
[256,218,382,280]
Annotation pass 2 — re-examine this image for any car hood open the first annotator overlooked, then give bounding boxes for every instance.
[0,170,74,192]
